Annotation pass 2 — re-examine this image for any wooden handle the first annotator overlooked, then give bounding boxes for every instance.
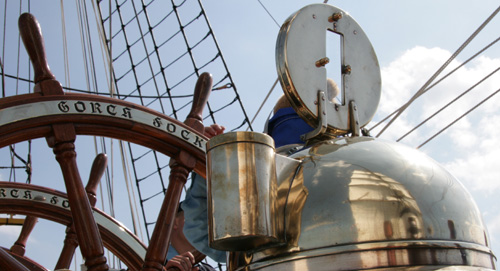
[186,72,213,123]
[86,153,108,207]
[18,13,55,84]
[0,248,30,271]
[10,216,38,256]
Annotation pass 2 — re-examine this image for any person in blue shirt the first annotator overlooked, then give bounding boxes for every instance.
[181,79,339,265]
[181,124,227,264]
[180,99,315,265]
[166,204,216,271]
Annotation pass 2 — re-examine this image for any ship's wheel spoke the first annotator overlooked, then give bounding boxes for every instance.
[10,215,38,256]
[0,12,211,271]
[56,224,79,270]
[45,124,108,270]
[55,153,107,270]
[16,14,107,270]
[5,215,46,271]
[0,246,31,271]
[0,182,147,270]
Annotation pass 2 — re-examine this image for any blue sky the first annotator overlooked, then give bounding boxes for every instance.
[207,0,500,258]
[1,0,499,269]
[207,0,500,253]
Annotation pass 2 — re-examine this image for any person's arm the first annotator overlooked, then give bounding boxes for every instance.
[203,124,224,138]
[181,124,227,263]
[166,251,199,271]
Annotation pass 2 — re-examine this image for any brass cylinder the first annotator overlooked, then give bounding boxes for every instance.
[206,131,281,251]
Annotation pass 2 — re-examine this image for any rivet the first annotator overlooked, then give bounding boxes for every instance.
[315,57,330,67]
[328,12,342,22]
[34,195,46,201]
[342,65,352,74]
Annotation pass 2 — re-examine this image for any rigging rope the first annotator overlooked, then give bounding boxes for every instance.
[100,137,115,217]
[256,0,281,28]
[198,0,252,128]
[398,65,500,143]
[17,0,26,95]
[90,0,115,97]
[81,0,100,93]
[60,0,71,87]
[369,35,500,133]
[130,0,167,114]
[0,57,4,97]
[0,1,32,183]
[75,0,92,94]
[1,0,6,97]
[245,0,284,129]
[92,0,143,240]
[120,140,144,240]
[95,0,253,240]
[246,78,279,131]
[374,4,500,138]
[94,137,107,211]
[418,86,500,149]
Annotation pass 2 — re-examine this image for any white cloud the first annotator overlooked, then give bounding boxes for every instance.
[486,212,500,247]
[376,46,500,143]
[445,118,476,149]
[374,46,459,145]
[0,224,21,243]
[379,50,500,192]
[375,45,500,255]
[378,47,445,115]
[444,115,500,192]
[376,47,500,187]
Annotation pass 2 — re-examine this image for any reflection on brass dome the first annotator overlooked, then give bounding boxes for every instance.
[348,169,424,241]
[214,3,496,269]
[227,137,496,270]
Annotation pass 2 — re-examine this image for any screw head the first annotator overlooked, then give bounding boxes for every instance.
[342,65,352,74]
[328,12,343,22]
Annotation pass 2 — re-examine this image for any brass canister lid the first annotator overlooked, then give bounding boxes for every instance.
[206,131,275,151]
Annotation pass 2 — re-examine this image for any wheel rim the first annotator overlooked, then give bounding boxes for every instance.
[0,181,147,270]
[1,12,212,271]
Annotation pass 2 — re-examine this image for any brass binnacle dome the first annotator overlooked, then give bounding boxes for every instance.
[228,137,496,271]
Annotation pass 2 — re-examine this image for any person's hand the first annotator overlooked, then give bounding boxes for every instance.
[166,251,199,271]
[204,124,225,139]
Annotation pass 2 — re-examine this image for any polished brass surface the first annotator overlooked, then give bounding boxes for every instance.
[206,131,275,151]
[276,4,381,136]
[207,132,282,251]
[233,244,495,271]
[228,137,496,270]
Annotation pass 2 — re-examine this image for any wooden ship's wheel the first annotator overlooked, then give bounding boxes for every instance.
[0,180,147,270]
[0,13,211,271]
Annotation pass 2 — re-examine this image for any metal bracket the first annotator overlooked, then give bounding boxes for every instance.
[301,91,328,142]
[276,4,381,137]
[349,100,360,137]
